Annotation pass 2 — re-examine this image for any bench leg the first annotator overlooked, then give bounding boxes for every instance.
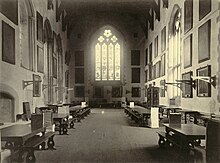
[63,124,68,135]
[70,121,74,129]
[39,142,46,150]
[47,136,56,150]
[26,149,36,163]
[5,141,13,149]
[158,136,166,148]
[17,149,24,162]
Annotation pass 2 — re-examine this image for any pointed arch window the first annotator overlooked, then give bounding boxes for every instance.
[95,29,120,81]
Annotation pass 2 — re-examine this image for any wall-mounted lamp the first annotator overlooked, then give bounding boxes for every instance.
[165,82,182,90]
[23,74,41,89]
[191,75,216,88]
[23,80,34,89]
[176,79,196,89]
[42,84,57,91]
[55,87,74,92]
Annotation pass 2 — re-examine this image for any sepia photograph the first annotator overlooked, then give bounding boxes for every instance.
[0,0,220,162]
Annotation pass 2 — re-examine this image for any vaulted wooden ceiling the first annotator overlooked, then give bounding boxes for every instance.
[59,0,168,38]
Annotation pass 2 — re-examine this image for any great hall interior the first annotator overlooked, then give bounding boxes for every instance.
[0,0,220,162]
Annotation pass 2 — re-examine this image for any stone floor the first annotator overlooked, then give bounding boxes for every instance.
[35,109,202,163]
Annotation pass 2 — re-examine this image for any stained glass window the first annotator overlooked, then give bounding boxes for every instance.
[95,29,121,81]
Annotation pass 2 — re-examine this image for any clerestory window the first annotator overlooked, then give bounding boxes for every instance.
[95,29,120,81]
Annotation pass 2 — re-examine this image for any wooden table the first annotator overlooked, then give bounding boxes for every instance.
[177,109,200,124]
[125,106,151,126]
[53,114,69,135]
[158,123,206,153]
[161,106,182,118]
[1,124,46,161]
[199,115,220,126]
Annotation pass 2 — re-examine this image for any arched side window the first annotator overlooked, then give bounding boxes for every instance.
[95,29,120,81]
[168,9,181,99]
[19,0,34,70]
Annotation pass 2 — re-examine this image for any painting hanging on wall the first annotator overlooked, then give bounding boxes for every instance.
[2,21,15,65]
[182,71,193,98]
[33,74,41,97]
[37,46,44,73]
[197,65,211,97]
[37,11,43,42]
[112,86,122,98]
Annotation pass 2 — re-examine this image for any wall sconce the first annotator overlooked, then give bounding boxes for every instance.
[165,82,182,90]
[42,84,57,91]
[191,75,216,88]
[55,87,74,92]
[23,80,34,89]
[23,74,41,89]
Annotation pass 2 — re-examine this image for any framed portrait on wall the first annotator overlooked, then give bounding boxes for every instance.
[198,20,211,63]
[37,11,43,42]
[112,86,122,98]
[160,80,166,97]
[37,46,44,73]
[184,34,192,68]
[33,74,41,97]
[182,71,193,98]
[52,57,57,78]
[197,65,211,97]
[2,21,15,65]
[132,87,141,97]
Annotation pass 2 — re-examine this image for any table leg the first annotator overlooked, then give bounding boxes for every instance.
[63,124,68,135]
[59,120,62,135]
[194,113,198,124]
[26,148,36,163]
[47,135,56,150]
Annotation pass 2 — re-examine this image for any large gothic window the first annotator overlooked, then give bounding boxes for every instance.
[95,29,120,81]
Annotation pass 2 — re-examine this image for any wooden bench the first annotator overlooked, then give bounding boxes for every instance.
[23,131,56,162]
[124,107,151,127]
[76,108,90,122]
[157,124,206,157]
[125,108,141,124]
